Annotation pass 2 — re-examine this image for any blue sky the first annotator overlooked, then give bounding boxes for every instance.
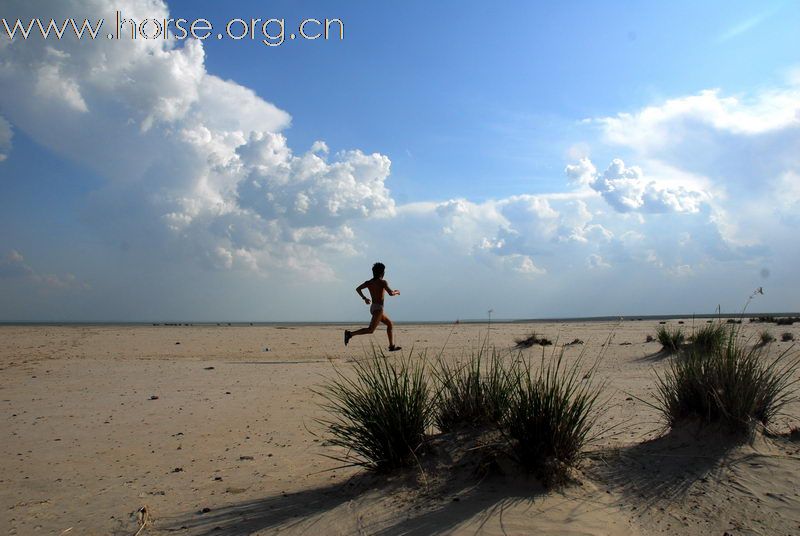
[189,0,799,200]
[0,0,799,321]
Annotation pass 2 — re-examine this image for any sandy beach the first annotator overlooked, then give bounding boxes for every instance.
[2,320,799,535]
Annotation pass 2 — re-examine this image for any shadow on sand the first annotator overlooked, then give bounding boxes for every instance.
[587,425,744,511]
[369,475,547,536]
[160,427,754,535]
[158,433,550,536]
[158,474,375,536]
[633,348,674,363]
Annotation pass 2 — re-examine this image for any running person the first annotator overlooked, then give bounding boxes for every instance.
[344,262,401,351]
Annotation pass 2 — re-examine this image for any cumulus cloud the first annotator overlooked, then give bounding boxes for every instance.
[395,193,613,276]
[236,136,394,227]
[587,254,610,269]
[774,170,800,216]
[592,78,800,273]
[598,87,800,149]
[503,254,546,276]
[0,0,390,277]
[392,149,760,283]
[0,250,32,278]
[0,250,88,290]
[566,158,707,213]
[594,83,800,212]
[427,178,725,279]
[565,157,596,187]
[0,116,11,161]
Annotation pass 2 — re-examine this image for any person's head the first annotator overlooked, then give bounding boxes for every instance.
[372,262,386,279]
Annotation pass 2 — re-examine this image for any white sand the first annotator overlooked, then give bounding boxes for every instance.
[2,321,799,535]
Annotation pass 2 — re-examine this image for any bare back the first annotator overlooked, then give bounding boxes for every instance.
[363,278,388,305]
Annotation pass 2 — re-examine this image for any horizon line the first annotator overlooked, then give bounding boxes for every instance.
[1,311,798,326]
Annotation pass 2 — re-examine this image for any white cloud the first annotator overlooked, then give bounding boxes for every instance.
[0,250,88,290]
[568,156,712,219]
[774,170,800,213]
[504,254,546,276]
[393,193,611,276]
[0,0,389,278]
[394,147,762,283]
[236,134,395,227]
[667,264,694,278]
[594,84,800,227]
[195,75,290,136]
[587,254,611,269]
[599,159,707,213]
[0,250,32,278]
[35,51,88,113]
[0,116,11,161]
[565,157,597,187]
[716,6,782,43]
[566,157,708,214]
[592,78,800,273]
[598,87,800,149]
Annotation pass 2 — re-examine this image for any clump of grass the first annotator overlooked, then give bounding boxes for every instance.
[515,332,553,348]
[654,333,799,434]
[646,334,655,343]
[759,330,776,345]
[316,349,434,472]
[502,350,603,485]
[656,325,685,353]
[782,332,795,342]
[689,322,728,353]
[434,348,517,432]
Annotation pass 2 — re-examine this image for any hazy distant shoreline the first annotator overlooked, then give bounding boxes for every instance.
[2,312,798,327]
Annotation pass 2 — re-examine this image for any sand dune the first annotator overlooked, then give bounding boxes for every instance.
[2,321,799,535]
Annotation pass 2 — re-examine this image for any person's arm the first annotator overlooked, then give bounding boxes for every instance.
[384,280,400,297]
[356,281,371,304]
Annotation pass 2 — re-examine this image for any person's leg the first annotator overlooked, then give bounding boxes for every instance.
[380,314,394,347]
[345,311,382,345]
[382,315,401,350]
